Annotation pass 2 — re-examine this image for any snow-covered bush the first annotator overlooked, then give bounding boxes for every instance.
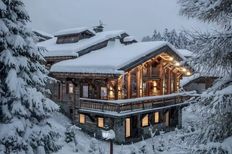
[88,137,99,154]
[130,143,139,154]
[64,125,82,152]
[138,140,150,154]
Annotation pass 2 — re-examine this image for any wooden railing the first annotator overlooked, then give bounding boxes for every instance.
[79,91,196,113]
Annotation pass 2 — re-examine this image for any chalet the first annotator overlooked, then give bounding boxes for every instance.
[181,73,218,93]
[47,36,194,144]
[177,49,218,93]
[38,27,136,68]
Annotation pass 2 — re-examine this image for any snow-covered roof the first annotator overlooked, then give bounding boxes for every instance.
[50,40,185,74]
[177,49,194,58]
[180,72,219,87]
[54,27,90,36]
[123,36,136,42]
[38,30,126,57]
[33,29,53,38]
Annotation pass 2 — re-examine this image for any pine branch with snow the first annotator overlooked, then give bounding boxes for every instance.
[0,0,61,153]
[177,0,232,153]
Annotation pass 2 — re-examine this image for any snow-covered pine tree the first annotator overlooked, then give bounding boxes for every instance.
[0,0,61,153]
[151,30,162,41]
[142,28,193,49]
[141,36,152,42]
[178,0,232,153]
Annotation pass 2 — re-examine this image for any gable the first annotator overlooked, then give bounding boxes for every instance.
[119,45,184,71]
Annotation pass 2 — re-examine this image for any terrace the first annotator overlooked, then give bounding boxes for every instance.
[78,91,197,116]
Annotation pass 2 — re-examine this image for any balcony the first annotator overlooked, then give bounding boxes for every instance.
[79,91,197,116]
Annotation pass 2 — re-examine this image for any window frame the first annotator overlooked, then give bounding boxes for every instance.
[79,114,86,124]
[125,118,131,138]
[154,112,160,124]
[141,114,149,127]
[97,117,104,128]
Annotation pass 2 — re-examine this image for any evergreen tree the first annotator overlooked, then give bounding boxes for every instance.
[0,0,60,153]
[151,30,162,41]
[141,36,152,42]
[142,28,193,50]
[178,0,232,153]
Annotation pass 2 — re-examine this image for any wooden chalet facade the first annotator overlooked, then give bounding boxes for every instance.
[46,38,194,143]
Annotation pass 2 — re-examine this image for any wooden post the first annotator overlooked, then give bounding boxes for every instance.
[115,79,118,100]
[127,72,131,99]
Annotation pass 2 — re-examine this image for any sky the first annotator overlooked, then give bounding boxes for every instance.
[23,0,215,40]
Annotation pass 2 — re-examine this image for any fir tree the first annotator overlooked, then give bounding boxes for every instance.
[151,30,162,41]
[0,0,60,153]
[178,0,232,153]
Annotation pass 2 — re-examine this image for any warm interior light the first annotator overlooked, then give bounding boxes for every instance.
[174,62,180,66]
[154,112,159,123]
[169,57,174,61]
[125,118,131,137]
[98,117,104,128]
[182,68,187,72]
[142,114,149,127]
[153,81,157,87]
[186,72,191,76]
[79,114,85,124]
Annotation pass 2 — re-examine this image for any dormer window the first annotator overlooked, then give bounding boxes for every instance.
[55,29,95,44]
[56,34,80,44]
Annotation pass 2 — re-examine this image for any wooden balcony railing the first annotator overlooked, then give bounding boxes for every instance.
[79,91,197,114]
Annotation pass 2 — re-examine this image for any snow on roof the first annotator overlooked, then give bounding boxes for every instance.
[123,36,136,42]
[177,49,194,58]
[180,72,219,87]
[38,30,126,57]
[54,27,90,36]
[50,40,185,74]
[33,29,53,38]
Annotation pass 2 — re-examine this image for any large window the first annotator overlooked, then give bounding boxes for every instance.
[108,80,115,100]
[82,85,88,98]
[131,71,137,98]
[79,114,85,124]
[154,112,160,123]
[125,118,131,138]
[142,114,149,127]
[97,117,104,128]
[100,87,107,99]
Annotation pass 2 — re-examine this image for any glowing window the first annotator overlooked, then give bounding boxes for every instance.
[142,114,149,127]
[97,117,104,128]
[154,112,159,123]
[69,83,74,94]
[79,114,85,124]
[125,118,131,137]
